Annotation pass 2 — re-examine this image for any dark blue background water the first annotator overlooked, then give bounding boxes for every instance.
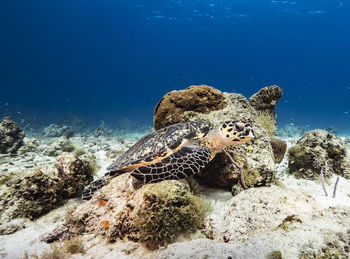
[1,0,349,132]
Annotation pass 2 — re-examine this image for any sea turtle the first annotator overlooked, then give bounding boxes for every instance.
[82,120,254,200]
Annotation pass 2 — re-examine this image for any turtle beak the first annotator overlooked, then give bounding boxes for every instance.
[241,123,254,139]
[249,128,255,138]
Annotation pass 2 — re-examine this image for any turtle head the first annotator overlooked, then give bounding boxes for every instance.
[218,120,254,146]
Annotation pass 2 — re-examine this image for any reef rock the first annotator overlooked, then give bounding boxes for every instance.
[249,85,283,116]
[55,153,96,198]
[0,116,25,154]
[288,129,350,180]
[158,187,350,259]
[153,85,227,130]
[153,85,279,190]
[44,124,74,138]
[47,174,208,249]
[0,169,62,222]
[0,154,95,228]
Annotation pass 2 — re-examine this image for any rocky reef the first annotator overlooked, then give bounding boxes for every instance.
[0,117,25,154]
[1,85,350,259]
[288,129,350,180]
[44,174,208,250]
[153,84,285,191]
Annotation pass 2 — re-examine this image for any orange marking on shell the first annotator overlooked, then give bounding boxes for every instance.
[102,220,109,229]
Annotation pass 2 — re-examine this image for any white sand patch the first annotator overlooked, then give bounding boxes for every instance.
[0,199,80,259]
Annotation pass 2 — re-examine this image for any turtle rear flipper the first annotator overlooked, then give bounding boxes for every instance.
[82,171,121,200]
[131,144,211,183]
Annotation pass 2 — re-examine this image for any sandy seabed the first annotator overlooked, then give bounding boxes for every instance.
[1,135,350,259]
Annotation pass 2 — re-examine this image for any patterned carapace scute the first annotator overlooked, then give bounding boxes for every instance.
[131,144,211,183]
[107,121,210,172]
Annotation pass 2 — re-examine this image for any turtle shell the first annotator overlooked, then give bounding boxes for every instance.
[107,121,210,172]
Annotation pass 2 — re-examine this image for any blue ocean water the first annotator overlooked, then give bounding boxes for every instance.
[1,0,349,133]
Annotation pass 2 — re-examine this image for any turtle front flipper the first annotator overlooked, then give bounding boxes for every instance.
[82,171,121,200]
[131,144,211,183]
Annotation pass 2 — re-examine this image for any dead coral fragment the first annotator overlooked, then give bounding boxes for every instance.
[278,214,302,231]
[132,181,209,249]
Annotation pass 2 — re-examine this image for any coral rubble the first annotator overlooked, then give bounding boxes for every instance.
[43,124,74,138]
[43,136,76,156]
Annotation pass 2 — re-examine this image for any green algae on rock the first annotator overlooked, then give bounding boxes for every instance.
[130,181,209,249]
[49,174,209,250]
[288,129,350,180]
[0,153,96,224]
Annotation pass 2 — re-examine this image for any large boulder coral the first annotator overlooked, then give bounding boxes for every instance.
[45,174,208,249]
[153,85,227,130]
[288,129,350,180]
[0,116,25,154]
[153,85,282,190]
